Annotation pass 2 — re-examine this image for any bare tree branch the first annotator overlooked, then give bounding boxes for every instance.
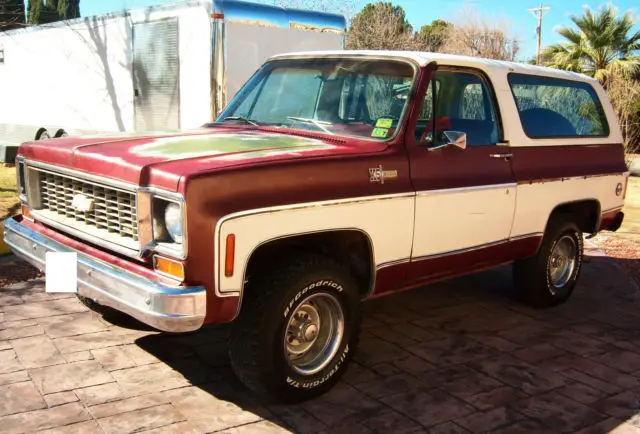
[440,5,520,61]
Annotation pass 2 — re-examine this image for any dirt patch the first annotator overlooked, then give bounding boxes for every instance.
[591,175,640,285]
[592,233,640,285]
[0,260,42,287]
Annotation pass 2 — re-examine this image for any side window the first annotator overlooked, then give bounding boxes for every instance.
[508,73,609,138]
[339,75,365,120]
[461,84,486,120]
[339,74,412,123]
[416,70,499,146]
[414,79,441,141]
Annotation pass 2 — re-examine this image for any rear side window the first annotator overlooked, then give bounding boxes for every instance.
[508,74,609,138]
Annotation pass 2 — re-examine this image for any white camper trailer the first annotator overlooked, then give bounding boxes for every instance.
[0,0,346,161]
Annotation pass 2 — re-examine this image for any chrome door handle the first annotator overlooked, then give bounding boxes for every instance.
[489,153,513,159]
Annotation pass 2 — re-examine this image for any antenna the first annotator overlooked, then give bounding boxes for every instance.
[528,3,551,65]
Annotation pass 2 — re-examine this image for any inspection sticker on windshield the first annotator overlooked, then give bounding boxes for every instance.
[45,252,77,293]
[376,118,394,129]
[371,128,389,138]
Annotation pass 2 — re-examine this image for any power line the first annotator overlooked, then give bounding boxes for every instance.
[528,3,551,65]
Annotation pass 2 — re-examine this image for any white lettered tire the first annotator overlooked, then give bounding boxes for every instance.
[513,214,584,308]
[229,254,361,402]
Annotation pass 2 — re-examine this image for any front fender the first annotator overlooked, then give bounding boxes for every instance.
[214,193,415,298]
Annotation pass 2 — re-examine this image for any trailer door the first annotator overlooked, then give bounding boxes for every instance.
[133,18,180,131]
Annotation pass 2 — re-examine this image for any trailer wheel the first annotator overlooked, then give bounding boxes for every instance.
[36,129,51,140]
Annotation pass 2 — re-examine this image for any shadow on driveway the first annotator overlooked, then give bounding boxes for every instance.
[114,253,640,433]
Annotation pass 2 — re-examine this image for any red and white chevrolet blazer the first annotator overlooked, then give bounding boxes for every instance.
[5,51,628,401]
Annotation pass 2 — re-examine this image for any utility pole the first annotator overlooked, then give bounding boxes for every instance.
[528,3,551,65]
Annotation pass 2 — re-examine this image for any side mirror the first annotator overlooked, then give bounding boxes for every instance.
[425,130,467,151]
[442,131,467,150]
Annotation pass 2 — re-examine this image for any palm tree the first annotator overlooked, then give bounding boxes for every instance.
[543,4,640,83]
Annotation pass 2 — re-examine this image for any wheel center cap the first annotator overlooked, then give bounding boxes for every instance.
[304,324,318,341]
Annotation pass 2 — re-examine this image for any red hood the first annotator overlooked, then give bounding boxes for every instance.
[19,127,385,191]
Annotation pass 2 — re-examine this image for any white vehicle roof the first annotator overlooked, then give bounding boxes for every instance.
[269,50,597,84]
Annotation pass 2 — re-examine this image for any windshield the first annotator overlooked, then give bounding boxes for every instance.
[215,58,416,141]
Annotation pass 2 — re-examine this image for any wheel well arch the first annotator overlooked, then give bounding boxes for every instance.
[545,199,601,236]
[242,229,376,300]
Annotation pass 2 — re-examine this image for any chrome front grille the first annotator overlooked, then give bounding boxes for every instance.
[30,167,139,251]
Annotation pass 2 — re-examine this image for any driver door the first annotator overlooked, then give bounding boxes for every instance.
[406,67,516,285]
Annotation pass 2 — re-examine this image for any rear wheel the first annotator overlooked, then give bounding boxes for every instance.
[514,215,584,308]
[229,254,360,403]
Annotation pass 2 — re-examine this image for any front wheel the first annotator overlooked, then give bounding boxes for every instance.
[514,215,584,308]
[229,254,360,402]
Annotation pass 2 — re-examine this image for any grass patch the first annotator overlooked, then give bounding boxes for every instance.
[0,165,19,220]
[0,165,17,197]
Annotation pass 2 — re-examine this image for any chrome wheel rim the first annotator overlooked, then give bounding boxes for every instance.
[284,292,344,376]
[549,235,577,288]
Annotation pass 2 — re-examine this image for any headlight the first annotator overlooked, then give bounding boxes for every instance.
[152,199,183,244]
[152,208,168,241]
[164,202,183,243]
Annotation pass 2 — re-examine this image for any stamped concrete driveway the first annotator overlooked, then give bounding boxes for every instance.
[1,243,640,433]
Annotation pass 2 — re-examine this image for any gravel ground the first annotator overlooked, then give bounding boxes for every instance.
[591,232,640,287]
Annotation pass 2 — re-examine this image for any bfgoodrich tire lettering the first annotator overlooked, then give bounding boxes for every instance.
[229,254,360,402]
[514,215,584,308]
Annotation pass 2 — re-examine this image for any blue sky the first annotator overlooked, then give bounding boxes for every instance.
[63,0,640,61]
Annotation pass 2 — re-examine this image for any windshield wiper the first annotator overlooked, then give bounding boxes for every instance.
[286,116,334,135]
[223,116,259,126]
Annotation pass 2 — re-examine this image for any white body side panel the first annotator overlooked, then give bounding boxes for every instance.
[412,184,516,258]
[216,194,415,295]
[214,174,626,298]
[511,174,627,237]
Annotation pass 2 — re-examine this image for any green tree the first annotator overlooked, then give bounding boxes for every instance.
[0,0,26,31]
[543,4,640,81]
[346,2,414,50]
[28,0,54,25]
[56,0,80,20]
[415,19,451,52]
[543,5,640,152]
[27,0,41,24]
[28,0,78,25]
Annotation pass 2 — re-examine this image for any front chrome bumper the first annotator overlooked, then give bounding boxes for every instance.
[3,217,206,333]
